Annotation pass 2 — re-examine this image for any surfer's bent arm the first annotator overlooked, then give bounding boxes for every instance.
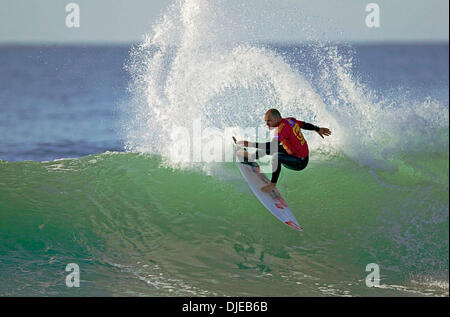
[279,141,294,156]
[238,138,278,150]
[255,138,278,151]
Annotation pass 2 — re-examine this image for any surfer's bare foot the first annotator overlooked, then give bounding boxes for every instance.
[261,182,276,193]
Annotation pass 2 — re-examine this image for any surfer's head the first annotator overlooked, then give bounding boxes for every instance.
[264,109,282,129]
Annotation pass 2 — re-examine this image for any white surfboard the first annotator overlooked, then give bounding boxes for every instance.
[233,138,303,231]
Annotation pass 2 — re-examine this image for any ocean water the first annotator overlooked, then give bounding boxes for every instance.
[0,0,449,297]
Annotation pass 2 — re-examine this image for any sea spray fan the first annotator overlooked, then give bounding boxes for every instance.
[122,0,448,175]
[307,42,449,170]
[122,0,338,168]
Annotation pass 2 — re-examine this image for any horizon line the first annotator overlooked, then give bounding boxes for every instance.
[0,39,448,47]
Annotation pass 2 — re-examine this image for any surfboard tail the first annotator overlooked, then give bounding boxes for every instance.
[236,154,303,232]
[285,221,303,231]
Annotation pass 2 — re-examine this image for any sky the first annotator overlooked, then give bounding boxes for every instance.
[0,0,448,44]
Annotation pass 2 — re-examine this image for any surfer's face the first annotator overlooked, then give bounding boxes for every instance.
[264,113,280,129]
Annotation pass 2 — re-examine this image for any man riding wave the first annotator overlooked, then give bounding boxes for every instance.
[236,109,331,192]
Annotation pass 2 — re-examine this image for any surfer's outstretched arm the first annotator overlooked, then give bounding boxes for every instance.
[237,138,278,149]
[301,122,331,139]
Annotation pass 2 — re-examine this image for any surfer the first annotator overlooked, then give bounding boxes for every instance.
[236,109,331,193]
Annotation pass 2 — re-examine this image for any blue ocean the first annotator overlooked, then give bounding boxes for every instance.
[0,1,448,297]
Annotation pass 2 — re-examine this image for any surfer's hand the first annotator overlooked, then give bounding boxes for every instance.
[237,140,249,147]
[317,127,331,139]
[261,182,276,193]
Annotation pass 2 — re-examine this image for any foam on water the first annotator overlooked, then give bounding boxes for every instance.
[122,0,337,166]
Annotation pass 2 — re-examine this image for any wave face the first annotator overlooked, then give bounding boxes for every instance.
[0,151,448,296]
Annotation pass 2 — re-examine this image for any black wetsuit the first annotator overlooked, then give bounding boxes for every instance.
[252,122,319,183]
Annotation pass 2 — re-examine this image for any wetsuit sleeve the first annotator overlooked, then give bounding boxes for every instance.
[255,141,271,149]
[300,121,320,132]
[254,138,278,155]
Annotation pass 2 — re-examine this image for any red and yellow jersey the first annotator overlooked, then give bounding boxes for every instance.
[275,117,309,158]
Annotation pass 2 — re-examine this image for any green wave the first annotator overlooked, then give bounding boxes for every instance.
[0,151,448,296]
